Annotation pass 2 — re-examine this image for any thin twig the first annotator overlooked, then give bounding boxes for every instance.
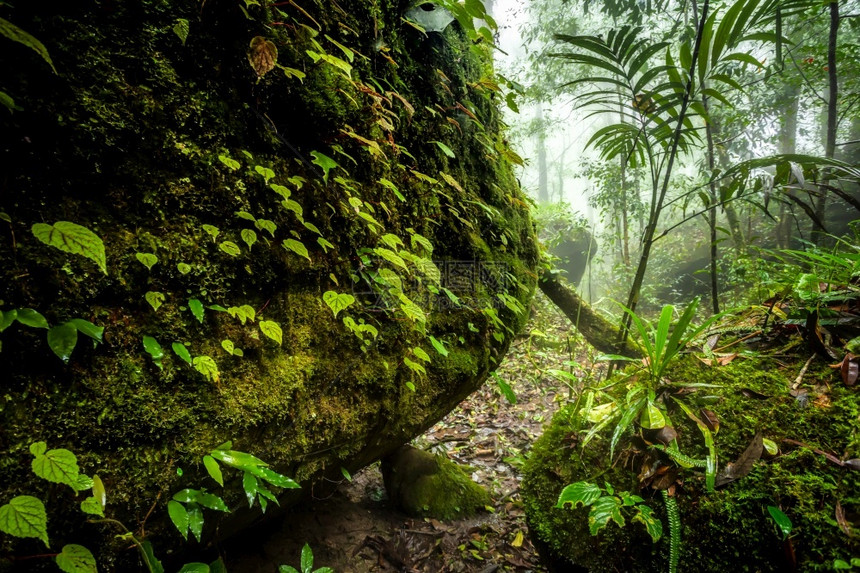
[791,354,816,390]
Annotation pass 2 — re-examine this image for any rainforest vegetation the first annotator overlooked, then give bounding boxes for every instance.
[0,0,858,571]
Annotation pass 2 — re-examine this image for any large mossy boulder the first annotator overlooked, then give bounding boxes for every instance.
[522,356,860,572]
[0,0,537,567]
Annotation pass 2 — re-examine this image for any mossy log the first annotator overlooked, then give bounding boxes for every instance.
[522,355,860,572]
[538,275,641,358]
[0,0,537,568]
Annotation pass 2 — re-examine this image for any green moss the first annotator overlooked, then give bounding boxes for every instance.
[0,0,537,568]
[522,355,860,572]
[383,445,491,520]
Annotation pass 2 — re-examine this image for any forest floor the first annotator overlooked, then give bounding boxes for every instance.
[224,293,595,573]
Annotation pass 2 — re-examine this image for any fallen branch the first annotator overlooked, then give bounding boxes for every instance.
[538,274,642,358]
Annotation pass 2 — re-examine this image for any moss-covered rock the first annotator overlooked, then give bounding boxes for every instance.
[382,445,491,520]
[522,355,860,572]
[0,0,537,568]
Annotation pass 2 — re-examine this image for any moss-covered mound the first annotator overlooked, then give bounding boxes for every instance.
[382,445,491,520]
[0,0,537,567]
[522,356,860,572]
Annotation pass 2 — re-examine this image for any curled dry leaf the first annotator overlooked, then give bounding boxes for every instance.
[834,353,860,386]
[715,432,763,488]
[835,501,853,537]
[700,409,719,433]
[248,36,277,77]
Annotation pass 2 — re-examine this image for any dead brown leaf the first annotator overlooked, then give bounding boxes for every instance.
[836,501,854,537]
[248,36,277,77]
[715,432,763,487]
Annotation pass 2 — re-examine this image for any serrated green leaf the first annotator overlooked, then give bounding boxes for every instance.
[588,496,625,535]
[632,504,662,542]
[256,219,277,237]
[172,18,189,45]
[172,342,192,365]
[412,347,431,363]
[221,339,235,355]
[283,239,310,261]
[218,155,240,171]
[136,252,158,270]
[203,455,223,487]
[373,247,407,270]
[322,291,355,318]
[55,544,97,573]
[193,356,219,382]
[241,229,257,250]
[219,241,241,257]
[32,447,80,489]
[0,496,48,546]
[16,308,48,329]
[270,184,291,200]
[282,199,303,219]
[557,481,602,509]
[145,291,165,312]
[143,335,164,370]
[259,320,283,345]
[79,496,104,518]
[189,298,205,323]
[202,224,220,241]
[254,165,275,182]
[168,500,190,540]
[48,323,78,363]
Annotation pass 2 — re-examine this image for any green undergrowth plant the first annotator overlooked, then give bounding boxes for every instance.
[278,543,333,573]
[0,439,299,572]
[559,297,727,572]
[0,308,103,361]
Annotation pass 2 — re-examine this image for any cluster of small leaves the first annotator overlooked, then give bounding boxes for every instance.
[0,308,103,362]
[168,441,300,541]
[556,481,662,542]
[0,443,103,572]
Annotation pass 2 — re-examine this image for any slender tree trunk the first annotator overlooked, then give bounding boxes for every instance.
[620,157,631,270]
[703,92,720,314]
[813,0,840,244]
[776,82,801,248]
[620,0,709,333]
[536,104,549,203]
